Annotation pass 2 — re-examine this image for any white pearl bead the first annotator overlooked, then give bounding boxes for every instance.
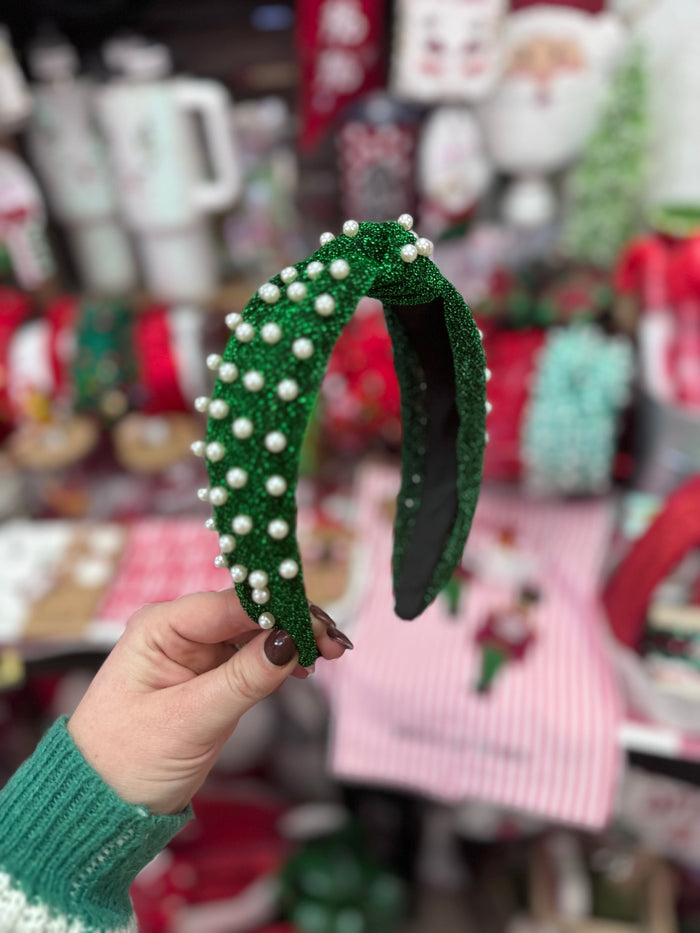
[485,400,493,414]
[314,293,335,317]
[205,517,216,531]
[226,467,248,489]
[206,441,226,462]
[266,475,287,496]
[232,418,254,439]
[252,588,270,605]
[258,282,281,303]
[197,487,210,502]
[235,322,255,343]
[268,518,289,540]
[287,281,307,302]
[265,431,287,453]
[397,213,414,230]
[343,219,359,237]
[225,312,242,330]
[478,328,484,340]
[280,266,298,284]
[306,261,324,279]
[232,514,253,535]
[277,379,299,401]
[258,612,275,629]
[206,353,222,371]
[249,569,269,588]
[329,258,350,280]
[194,396,210,413]
[416,237,434,257]
[209,399,230,419]
[214,554,228,569]
[279,558,299,579]
[485,367,492,382]
[219,534,236,553]
[400,244,418,263]
[292,338,314,360]
[261,322,282,344]
[319,231,335,246]
[209,486,229,506]
[243,370,265,392]
[190,440,206,457]
[219,362,239,383]
[230,564,248,583]
[485,431,489,443]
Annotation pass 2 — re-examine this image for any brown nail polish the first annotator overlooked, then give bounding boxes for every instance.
[264,629,297,666]
[308,602,354,650]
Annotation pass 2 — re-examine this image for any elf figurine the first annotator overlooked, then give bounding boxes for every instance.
[474,585,540,694]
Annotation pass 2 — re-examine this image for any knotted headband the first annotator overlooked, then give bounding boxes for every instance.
[193,216,488,666]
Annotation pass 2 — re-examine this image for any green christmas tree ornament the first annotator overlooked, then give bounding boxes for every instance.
[195,217,488,666]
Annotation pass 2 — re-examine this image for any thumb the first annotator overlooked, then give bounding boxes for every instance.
[188,628,298,739]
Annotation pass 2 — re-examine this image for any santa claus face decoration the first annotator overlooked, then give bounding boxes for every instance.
[393,0,507,103]
[478,6,624,174]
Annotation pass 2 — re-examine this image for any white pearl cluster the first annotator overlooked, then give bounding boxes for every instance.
[395,214,434,264]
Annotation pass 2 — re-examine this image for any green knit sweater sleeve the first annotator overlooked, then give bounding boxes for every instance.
[0,716,192,933]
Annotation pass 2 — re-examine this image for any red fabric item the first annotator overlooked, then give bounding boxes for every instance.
[45,296,79,404]
[296,0,387,151]
[603,475,700,648]
[615,235,670,310]
[132,306,188,415]
[0,288,31,433]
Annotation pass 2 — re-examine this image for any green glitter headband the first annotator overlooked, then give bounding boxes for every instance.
[193,216,488,667]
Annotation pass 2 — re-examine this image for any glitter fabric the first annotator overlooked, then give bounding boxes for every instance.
[204,220,486,666]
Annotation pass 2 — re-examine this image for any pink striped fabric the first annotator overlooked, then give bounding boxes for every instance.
[320,465,623,828]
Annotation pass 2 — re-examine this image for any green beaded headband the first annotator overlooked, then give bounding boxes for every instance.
[193,216,488,667]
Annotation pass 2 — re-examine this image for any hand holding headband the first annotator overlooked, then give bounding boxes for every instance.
[193,216,488,667]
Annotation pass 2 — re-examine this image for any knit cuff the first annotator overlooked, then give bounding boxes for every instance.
[0,716,192,932]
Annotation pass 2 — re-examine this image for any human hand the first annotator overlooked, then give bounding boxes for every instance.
[68,590,351,815]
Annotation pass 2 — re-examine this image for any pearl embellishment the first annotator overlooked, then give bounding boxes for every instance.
[485,368,492,382]
[209,486,229,506]
[400,244,418,263]
[277,379,299,401]
[258,612,275,629]
[287,281,307,302]
[230,564,248,583]
[265,431,287,453]
[235,322,255,343]
[252,588,270,605]
[232,514,253,535]
[329,259,350,280]
[219,535,236,553]
[319,231,335,245]
[258,282,281,303]
[343,219,359,237]
[194,396,210,413]
[214,555,228,569]
[279,558,299,579]
[197,487,210,502]
[416,237,434,257]
[267,518,289,540]
[306,261,324,279]
[190,440,206,457]
[261,322,282,344]
[209,399,229,419]
[219,362,238,382]
[280,266,297,283]
[243,370,265,392]
[225,312,242,330]
[205,517,216,531]
[314,294,335,316]
[485,401,493,414]
[232,418,254,439]
[397,213,414,230]
[226,467,248,488]
[266,475,287,496]
[292,338,314,360]
[249,570,269,588]
[206,441,226,462]
[206,353,222,370]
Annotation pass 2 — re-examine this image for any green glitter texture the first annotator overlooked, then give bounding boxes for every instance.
[205,221,486,666]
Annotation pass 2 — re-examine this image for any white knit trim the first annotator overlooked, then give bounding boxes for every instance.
[0,872,136,933]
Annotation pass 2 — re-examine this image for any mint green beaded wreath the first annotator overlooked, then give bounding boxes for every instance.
[194,216,488,667]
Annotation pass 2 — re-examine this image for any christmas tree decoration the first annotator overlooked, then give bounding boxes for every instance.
[201,218,487,666]
[563,42,648,268]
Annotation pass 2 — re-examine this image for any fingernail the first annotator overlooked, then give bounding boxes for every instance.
[308,602,354,650]
[264,629,297,666]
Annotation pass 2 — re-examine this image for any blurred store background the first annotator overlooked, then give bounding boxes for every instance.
[2,0,700,930]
